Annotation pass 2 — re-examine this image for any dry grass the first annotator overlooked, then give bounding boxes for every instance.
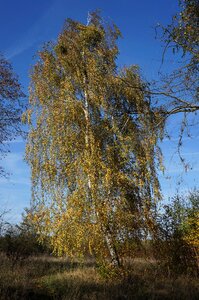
[0,253,198,299]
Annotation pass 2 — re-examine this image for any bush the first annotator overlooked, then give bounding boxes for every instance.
[0,225,49,262]
[153,191,199,275]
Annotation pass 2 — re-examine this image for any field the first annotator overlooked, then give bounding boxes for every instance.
[0,254,198,300]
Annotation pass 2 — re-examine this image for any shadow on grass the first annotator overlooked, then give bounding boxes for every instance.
[1,286,53,300]
[1,274,199,300]
[0,275,146,300]
[31,271,199,300]
[0,255,198,300]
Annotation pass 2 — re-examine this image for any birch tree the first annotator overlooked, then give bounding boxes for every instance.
[25,13,163,266]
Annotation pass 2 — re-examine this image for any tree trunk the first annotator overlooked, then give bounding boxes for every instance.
[83,85,120,267]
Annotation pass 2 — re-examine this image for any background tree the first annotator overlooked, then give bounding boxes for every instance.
[118,0,198,134]
[0,54,24,176]
[25,13,163,267]
[154,190,199,274]
[156,0,199,119]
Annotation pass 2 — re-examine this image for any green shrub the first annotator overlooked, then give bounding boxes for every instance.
[153,191,199,274]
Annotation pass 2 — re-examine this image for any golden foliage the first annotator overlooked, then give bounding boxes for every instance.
[26,13,163,265]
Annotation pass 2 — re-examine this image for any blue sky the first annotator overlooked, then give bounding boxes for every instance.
[0,0,198,223]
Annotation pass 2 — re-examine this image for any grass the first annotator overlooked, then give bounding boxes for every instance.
[0,253,198,299]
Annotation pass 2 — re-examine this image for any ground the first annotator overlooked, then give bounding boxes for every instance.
[0,254,198,299]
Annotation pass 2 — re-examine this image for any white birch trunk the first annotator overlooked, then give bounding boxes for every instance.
[83,83,120,266]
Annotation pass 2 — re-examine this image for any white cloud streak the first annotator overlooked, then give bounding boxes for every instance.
[6,0,56,59]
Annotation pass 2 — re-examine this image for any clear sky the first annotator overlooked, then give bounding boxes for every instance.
[0,0,198,223]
